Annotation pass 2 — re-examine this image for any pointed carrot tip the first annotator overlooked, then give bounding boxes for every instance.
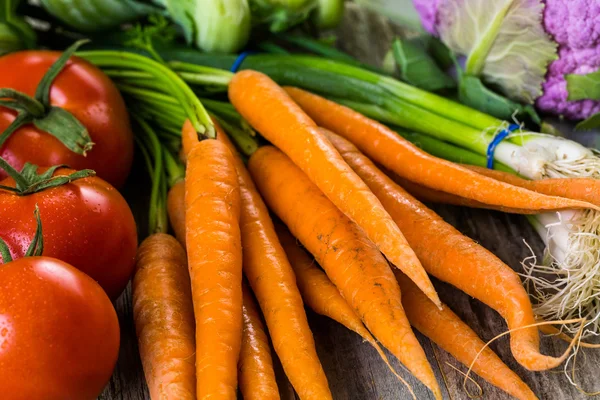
[416,282,442,309]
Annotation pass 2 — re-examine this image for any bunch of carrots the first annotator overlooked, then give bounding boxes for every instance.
[129,69,597,400]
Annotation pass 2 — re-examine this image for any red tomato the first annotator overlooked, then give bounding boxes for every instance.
[0,169,138,299]
[0,51,134,188]
[0,256,120,400]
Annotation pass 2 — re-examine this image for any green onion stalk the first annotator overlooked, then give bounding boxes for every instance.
[161,52,600,181]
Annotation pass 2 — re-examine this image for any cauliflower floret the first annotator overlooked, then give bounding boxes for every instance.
[537,46,600,119]
[544,0,600,50]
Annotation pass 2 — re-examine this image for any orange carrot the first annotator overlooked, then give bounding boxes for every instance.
[248,145,441,399]
[215,124,331,400]
[239,283,280,400]
[284,87,597,213]
[163,145,281,399]
[183,120,243,399]
[132,233,196,400]
[464,165,600,207]
[395,177,539,214]
[396,272,538,400]
[229,70,440,307]
[322,128,567,371]
[167,180,186,247]
[275,224,406,382]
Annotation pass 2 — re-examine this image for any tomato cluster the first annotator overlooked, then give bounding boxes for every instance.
[0,49,137,400]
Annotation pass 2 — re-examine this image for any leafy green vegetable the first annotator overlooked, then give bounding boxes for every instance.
[250,0,317,32]
[154,0,251,52]
[566,70,600,101]
[312,0,343,29]
[0,0,35,55]
[458,74,541,124]
[427,37,454,71]
[40,0,157,32]
[391,37,455,91]
[438,0,557,103]
[575,112,600,131]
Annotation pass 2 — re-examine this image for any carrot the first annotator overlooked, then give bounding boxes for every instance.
[248,145,441,399]
[464,165,600,208]
[183,120,243,399]
[239,283,280,400]
[395,272,538,400]
[284,87,597,213]
[167,180,186,247]
[132,233,196,400]
[322,128,568,371]
[229,70,440,307]
[163,137,281,400]
[215,124,331,400]
[275,224,406,383]
[395,177,540,214]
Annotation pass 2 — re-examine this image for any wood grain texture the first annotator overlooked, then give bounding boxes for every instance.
[100,3,600,399]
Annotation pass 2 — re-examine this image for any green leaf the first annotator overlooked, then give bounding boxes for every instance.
[575,112,600,131]
[438,0,557,103]
[391,37,455,92]
[428,37,455,71]
[566,70,600,101]
[33,107,94,155]
[0,0,35,56]
[458,74,541,124]
[40,0,157,32]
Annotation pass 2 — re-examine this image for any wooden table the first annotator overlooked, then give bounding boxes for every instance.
[100,4,600,399]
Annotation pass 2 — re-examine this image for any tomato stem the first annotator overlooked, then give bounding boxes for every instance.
[0,40,93,155]
[0,157,95,195]
[24,205,44,257]
[0,237,12,263]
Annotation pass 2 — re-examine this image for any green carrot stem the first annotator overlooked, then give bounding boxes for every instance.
[211,114,258,158]
[133,115,168,235]
[164,149,184,187]
[77,50,214,138]
[166,61,234,78]
[117,83,180,105]
[199,98,242,122]
[177,72,232,86]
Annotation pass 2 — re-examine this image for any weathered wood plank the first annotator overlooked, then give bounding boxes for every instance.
[101,3,600,399]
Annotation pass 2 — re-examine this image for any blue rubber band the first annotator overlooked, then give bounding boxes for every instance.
[230,51,254,73]
[486,123,520,169]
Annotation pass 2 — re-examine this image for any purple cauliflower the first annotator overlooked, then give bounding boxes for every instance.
[412,0,600,120]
